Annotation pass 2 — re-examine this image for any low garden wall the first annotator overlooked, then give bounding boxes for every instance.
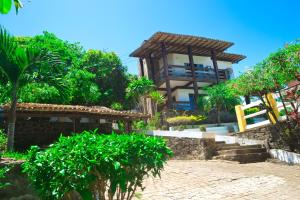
[236,124,288,150]
[0,159,39,200]
[165,137,217,160]
[1,118,112,151]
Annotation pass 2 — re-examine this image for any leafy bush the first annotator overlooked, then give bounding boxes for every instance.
[0,129,6,151]
[166,115,206,126]
[0,130,7,159]
[2,152,28,160]
[148,112,161,130]
[244,107,260,124]
[132,120,147,130]
[199,125,206,132]
[111,102,123,111]
[0,166,11,189]
[23,130,172,200]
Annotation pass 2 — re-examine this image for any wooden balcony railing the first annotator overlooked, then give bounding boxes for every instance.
[155,65,230,85]
[172,101,196,111]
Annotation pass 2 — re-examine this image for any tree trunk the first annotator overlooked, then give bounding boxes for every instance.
[7,84,18,152]
[244,95,251,105]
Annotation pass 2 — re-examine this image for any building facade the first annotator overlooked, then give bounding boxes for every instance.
[130,32,245,113]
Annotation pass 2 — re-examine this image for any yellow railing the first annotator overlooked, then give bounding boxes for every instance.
[235,93,280,132]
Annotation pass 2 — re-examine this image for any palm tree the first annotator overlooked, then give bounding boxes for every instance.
[0,27,59,151]
[0,0,23,14]
[126,77,154,113]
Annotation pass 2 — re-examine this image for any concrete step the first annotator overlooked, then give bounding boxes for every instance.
[213,152,269,163]
[218,144,262,150]
[217,148,267,156]
[216,141,226,145]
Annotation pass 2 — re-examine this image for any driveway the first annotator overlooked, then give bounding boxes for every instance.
[135,160,300,200]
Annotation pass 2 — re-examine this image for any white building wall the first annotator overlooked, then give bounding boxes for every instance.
[173,89,207,102]
[159,53,233,70]
[156,53,233,103]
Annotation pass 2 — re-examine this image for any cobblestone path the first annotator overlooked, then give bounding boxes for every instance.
[135,160,300,200]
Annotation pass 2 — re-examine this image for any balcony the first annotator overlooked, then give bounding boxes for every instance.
[172,101,196,111]
[155,64,230,86]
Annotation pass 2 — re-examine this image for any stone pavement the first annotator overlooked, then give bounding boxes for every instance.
[135,160,300,200]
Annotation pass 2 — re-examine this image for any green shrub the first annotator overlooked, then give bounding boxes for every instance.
[23,130,172,200]
[199,125,206,132]
[0,166,11,189]
[132,120,147,130]
[166,115,206,126]
[2,152,28,160]
[111,102,123,111]
[148,112,161,130]
[244,107,260,124]
[0,130,7,159]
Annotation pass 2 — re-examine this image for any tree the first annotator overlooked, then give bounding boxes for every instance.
[0,0,23,14]
[205,83,241,125]
[148,91,165,113]
[65,68,100,105]
[81,50,130,107]
[8,32,85,104]
[126,77,154,112]
[0,28,59,151]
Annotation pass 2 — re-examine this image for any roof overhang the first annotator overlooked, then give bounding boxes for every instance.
[0,103,150,120]
[130,32,246,63]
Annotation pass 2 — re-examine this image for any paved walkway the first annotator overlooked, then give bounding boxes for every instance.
[135,160,300,200]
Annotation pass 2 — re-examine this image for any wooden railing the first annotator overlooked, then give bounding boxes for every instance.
[235,93,284,132]
[155,65,229,85]
[172,101,195,111]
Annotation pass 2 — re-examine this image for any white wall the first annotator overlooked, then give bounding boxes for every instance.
[158,53,233,70]
[173,89,207,102]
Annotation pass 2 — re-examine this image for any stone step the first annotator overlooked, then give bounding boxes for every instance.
[217,143,240,148]
[217,148,267,156]
[213,152,269,163]
[218,144,263,150]
[216,141,226,144]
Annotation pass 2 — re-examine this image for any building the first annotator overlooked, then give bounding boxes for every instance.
[0,103,149,150]
[130,32,246,113]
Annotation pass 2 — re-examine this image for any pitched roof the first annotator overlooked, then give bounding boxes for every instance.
[0,103,150,120]
[130,32,246,63]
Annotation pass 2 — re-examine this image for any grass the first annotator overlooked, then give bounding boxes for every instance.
[2,151,28,160]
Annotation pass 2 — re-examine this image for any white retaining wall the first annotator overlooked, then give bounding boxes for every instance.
[269,149,300,164]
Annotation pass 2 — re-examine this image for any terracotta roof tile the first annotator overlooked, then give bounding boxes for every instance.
[0,103,150,119]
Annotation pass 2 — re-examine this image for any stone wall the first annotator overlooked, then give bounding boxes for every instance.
[236,123,288,150]
[0,160,39,200]
[165,137,218,160]
[1,118,112,151]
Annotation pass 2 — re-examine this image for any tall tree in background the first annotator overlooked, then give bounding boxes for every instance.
[0,28,59,151]
[205,83,241,125]
[81,49,130,107]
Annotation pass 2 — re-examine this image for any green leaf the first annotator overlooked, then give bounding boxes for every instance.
[114,161,120,170]
[78,189,93,200]
[0,0,12,14]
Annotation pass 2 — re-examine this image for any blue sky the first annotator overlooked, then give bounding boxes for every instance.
[0,0,299,75]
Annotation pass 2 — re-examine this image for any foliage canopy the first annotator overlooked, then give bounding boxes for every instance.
[23,130,172,200]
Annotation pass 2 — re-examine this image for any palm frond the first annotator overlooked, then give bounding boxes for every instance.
[14,0,23,14]
[0,27,22,84]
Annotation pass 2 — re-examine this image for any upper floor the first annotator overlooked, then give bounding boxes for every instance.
[141,53,234,87]
[130,32,245,88]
